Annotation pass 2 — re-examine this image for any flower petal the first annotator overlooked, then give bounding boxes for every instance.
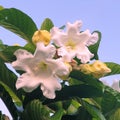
[75,29,91,45]
[47,58,70,77]
[14,49,33,60]
[34,42,56,61]
[50,27,67,47]
[12,49,34,72]
[86,32,99,46]
[40,76,61,99]
[66,20,82,37]
[16,73,41,92]
[57,47,75,62]
[77,46,94,63]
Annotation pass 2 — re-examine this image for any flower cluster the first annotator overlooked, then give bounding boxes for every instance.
[12,20,110,99]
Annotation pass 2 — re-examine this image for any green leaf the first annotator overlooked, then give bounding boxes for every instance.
[59,25,65,29]
[23,83,103,107]
[40,18,54,31]
[61,114,78,120]
[89,31,101,60]
[0,5,4,11]
[69,77,83,85]
[0,59,22,100]
[21,100,51,120]
[0,81,22,106]
[43,84,103,104]
[109,108,120,120]
[0,84,18,119]
[69,70,104,90]
[105,62,120,76]
[0,44,22,62]
[101,86,120,115]
[23,87,44,107]
[0,43,35,63]
[0,8,37,44]
[76,106,92,120]
[83,101,106,120]
[51,109,65,120]
[65,100,80,115]
[24,43,36,54]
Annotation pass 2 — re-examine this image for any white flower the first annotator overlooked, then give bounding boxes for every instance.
[12,42,70,99]
[50,20,99,63]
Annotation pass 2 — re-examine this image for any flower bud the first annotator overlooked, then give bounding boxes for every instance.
[79,64,93,74]
[79,60,111,78]
[91,60,111,78]
[32,30,51,45]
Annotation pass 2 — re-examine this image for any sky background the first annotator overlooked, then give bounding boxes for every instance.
[0,0,120,119]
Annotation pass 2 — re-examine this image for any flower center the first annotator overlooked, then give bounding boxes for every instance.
[38,61,48,70]
[65,39,76,50]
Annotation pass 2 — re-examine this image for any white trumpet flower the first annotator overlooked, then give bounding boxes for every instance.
[12,42,70,99]
[50,20,98,63]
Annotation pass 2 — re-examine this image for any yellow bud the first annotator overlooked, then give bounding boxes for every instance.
[79,60,111,78]
[32,30,51,45]
[79,64,93,74]
[91,60,111,78]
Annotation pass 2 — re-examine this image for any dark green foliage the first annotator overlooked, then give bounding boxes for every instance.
[0,84,18,120]
[0,8,37,44]
[40,18,54,31]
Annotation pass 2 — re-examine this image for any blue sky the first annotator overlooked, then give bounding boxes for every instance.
[0,0,120,63]
[0,0,120,119]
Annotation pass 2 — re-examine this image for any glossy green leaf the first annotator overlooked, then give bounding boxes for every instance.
[59,25,65,29]
[21,100,51,120]
[69,70,104,90]
[23,87,44,107]
[105,62,120,76]
[65,100,80,115]
[89,31,101,60]
[0,59,22,100]
[40,18,54,31]
[109,108,120,120]
[0,42,36,63]
[0,84,18,119]
[24,43,36,54]
[83,101,106,120]
[0,81,22,106]
[69,77,83,85]
[0,8,37,44]
[0,44,22,62]
[50,109,65,120]
[43,84,103,104]
[61,114,78,120]
[101,86,120,115]
[76,106,92,120]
